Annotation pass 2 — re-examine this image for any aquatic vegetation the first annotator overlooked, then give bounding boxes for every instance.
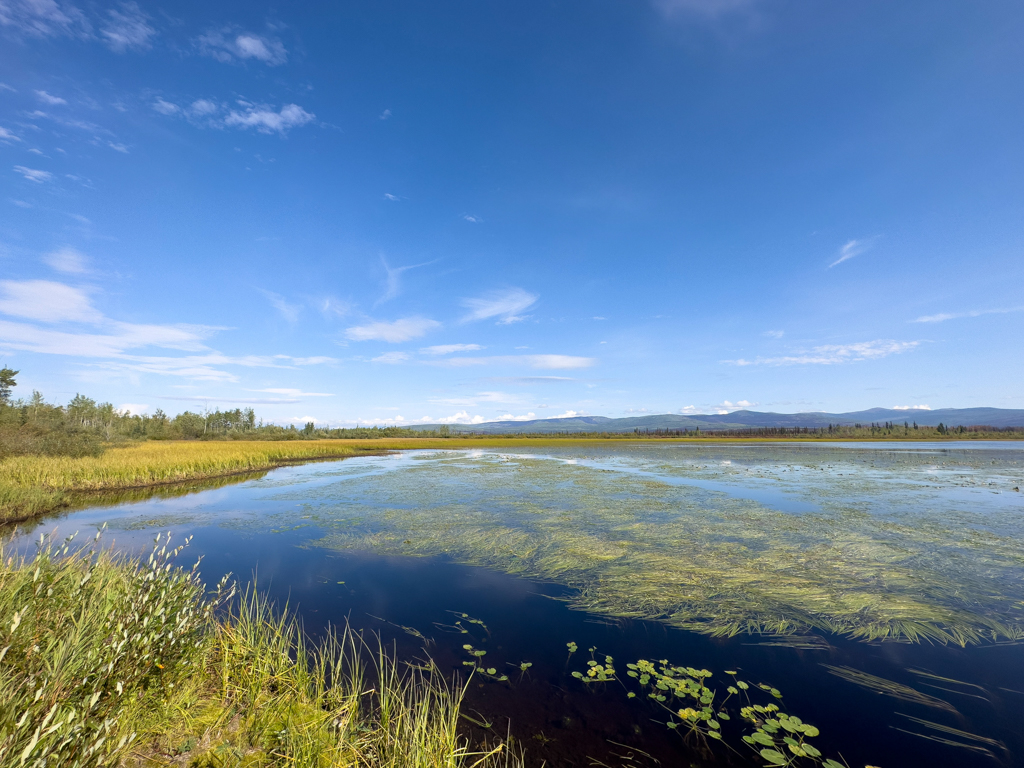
[892,714,1009,761]
[822,665,958,713]
[0,534,521,768]
[306,447,1024,644]
[567,650,851,767]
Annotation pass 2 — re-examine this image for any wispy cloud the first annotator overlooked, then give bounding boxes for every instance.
[198,28,287,65]
[224,102,314,134]
[0,126,21,143]
[251,388,334,397]
[383,193,401,201]
[13,166,52,183]
[35,89,66,105]
[892,404,931,411]
[762,329,784,339]
[420,344,482,355]
[0,0,90,38]
[379,109,392,120]
[43,246,89,274]
[462,214,480,223]
[152,98,180,115]
[378,256,433,304]
[653,0,759,16]
[99,2,154,52]
[828,238,873,268]
[0,279,102,322]
[724,339,919,366]
[345,317,441,343]
[433,354,596,370]
[460,288,538,324]
[371,351,410,364]
[0,280,336,382]
[911,306,1024,323]
[258,289,302,323]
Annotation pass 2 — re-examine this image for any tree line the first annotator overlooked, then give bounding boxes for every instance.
[0,367,441,459]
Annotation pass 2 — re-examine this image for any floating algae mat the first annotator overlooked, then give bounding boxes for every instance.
[274,443,1024,645]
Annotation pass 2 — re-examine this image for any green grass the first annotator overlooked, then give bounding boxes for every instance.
[0,533,519,768]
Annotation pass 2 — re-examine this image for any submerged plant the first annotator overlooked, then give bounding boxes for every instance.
[308,448,1024,645]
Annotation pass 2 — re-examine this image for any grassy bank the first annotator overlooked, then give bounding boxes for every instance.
[0,534,518,768]
[0,440,391,522]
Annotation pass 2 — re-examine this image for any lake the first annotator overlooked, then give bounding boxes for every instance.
[12,442,1024,767]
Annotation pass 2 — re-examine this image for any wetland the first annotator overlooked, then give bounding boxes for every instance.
[8,441,1024,767]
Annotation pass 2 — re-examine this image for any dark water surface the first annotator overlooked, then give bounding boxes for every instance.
[11,443,1024,768]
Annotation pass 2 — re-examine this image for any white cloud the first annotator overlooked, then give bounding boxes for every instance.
[108,141,129,153]
[224,103,314,135]
[460,288,538,324]
[892,405,931,411]
[497,412,536,421]
[100,2,155,52]
[13,166,52,183]
[420,343,482,355]
[435,411,485,425]
[829,238,873,268]
[35,89,66,105]
[190,99,218,116]
[379,109,391,120]
[462,214,480,223]
[117,403,148,415]
[384,193,399,201]
[43,246,88,273]
[724,339,919,366]
[345,316,441,343]
[371,351,410,364]
[0,279,102,322]
[259,289,301,323]
[0,280,338,383]
[198,29,287,65]
[0,126,21,142]
[714,399,757,412]
[0,0,90,38]
[762,329,784,339]
[911,306,1024,323]
[152,98,180,115]
[554,410,581,418]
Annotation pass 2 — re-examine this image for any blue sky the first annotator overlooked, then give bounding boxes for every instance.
[1,0,1022,425]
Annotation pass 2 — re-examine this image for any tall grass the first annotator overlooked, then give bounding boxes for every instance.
[0,534,519,768]
[0,440,381,522]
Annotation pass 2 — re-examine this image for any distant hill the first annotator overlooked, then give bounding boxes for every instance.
[408,407,1024,434]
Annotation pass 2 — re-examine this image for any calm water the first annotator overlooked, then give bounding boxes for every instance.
[12,442,1024,767]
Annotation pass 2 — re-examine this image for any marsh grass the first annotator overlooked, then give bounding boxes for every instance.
[0,534,519,768]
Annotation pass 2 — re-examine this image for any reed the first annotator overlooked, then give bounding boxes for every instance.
[0,534,519,768]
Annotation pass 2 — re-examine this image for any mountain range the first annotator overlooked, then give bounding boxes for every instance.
[409,408,1024,434]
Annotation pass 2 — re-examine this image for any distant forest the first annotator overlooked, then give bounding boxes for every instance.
[0,368,440,459]
[0,367,1019,460]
